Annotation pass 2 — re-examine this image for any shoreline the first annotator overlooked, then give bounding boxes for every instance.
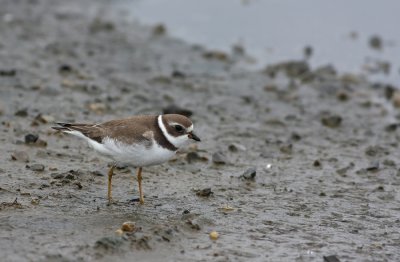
[0,0,399,261]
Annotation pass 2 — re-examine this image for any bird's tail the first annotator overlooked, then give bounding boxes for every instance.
[51,123,73,132]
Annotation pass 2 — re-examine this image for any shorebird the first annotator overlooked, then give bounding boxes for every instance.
[53,114,200,204]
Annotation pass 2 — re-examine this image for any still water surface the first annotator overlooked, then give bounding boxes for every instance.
[122,0,400,84]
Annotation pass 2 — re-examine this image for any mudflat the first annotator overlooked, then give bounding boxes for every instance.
[1,0,399,261]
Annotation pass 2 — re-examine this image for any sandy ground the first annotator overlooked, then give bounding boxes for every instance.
[1,0,400,261]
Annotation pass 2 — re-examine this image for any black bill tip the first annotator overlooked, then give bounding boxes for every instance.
[189,132,201,142]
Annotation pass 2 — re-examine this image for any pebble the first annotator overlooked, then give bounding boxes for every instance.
[366,160,380,171]
[203,50,229,61]
[94,236,125,250]
[384,84,395,100]
[153,23,166,36]
[240,167,256,180]
[209,231,219,240]
[121,221,136,232]
[279,143,293,154]
[264,60,310,78]
[186,152,208,163]
[196,188,213,197]
[321,115,342,128]
[303,45,313,59]
[32,114,55,125]
[50,173,64,179]
[323,255,341,262]
[171,70,186,78]
[27,164,45,172]
[212,152,227,165]
[385,123,398,132]
[392,91,400,108]
[313,160,321,167]
[25,134,39,144]
[115,229,124,236]
[228,143,246,152]
[58,64,73,74]
[14,108,28,117]
[369,35,382,50]
[88,102,107,113]
[11,151,29,162]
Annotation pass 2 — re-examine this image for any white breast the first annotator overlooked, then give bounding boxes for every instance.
[69,132,175,167]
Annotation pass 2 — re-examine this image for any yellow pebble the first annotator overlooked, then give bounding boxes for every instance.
[121,221,136,232]
[209,231,219,240]
[115,229,124,236]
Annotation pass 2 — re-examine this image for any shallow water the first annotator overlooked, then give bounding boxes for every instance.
[124,0,400,84]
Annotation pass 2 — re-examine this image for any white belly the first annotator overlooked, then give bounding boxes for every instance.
[87,137,176,167]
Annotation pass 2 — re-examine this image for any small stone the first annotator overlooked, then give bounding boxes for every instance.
[365,145,388,157]
[182,209,190,214]
[382,159,396,167]
[219,205,235,212]
[153,23,166,35]
[171,70,186,78]
[33,114,55,124]
[313,160,321,167]
[336,91,349,101]
[14,108,28,117]
[31,198,40,205]
[203,50,229,61]
[323,255,341,262]
[88,102,107,113]
[65,174,75,180]
[185,219,201,230]
[27,164,45,172]
[232,44,245,56]
[196,188,213,197]
[212,152,227,164]
[228,143,246,152]
[369,35,382,50]
[209,231,219,240]
[186,152,208,163]
[0,68,16,76]
[115,229,124,236]
[11,151,29,162]
[321,115,342,128]
[94,236,124,250]
[280,143,292,154]
[385,85,395,100]
[121,221,136,232]
[240,167,256,180]
[366,161,380,171]
[25,134,39,144]
[385,123,398,132]
[392,91,400,108]
[303,46,313,59]
[58,64,73,74]
[162,105,192,117]
[50,173,64,179]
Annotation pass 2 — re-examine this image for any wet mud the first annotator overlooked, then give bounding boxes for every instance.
[1,0,400,261]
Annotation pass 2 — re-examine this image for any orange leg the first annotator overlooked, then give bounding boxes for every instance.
[107,165,115,204]
[136,167,144,205]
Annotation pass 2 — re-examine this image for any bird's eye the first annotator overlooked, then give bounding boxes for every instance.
[174,125,184,132]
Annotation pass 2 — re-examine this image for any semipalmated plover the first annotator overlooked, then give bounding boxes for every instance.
[52,114,200,204]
